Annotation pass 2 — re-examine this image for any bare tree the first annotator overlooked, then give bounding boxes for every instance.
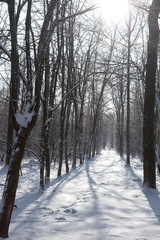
[143,0,160,188]
[0,0,59,237]
[126,2,131,165]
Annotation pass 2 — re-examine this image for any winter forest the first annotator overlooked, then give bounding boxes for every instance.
[0,0,160,239]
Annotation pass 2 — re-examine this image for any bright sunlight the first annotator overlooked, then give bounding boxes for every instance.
[99,0,129,22]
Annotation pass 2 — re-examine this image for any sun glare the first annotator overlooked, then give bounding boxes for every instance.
[99,0,129,22]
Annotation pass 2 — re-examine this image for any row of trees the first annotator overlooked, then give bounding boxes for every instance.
[0,0,160,237]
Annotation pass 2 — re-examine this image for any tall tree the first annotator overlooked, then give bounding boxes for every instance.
[126,1,131,165]
[143,0,160,188]
[0,0,59,237]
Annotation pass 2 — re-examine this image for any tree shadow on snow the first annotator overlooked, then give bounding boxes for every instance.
[142,187,160,223]
[84,155,106,239]
[124,158,160,223]
[43,162,85,202]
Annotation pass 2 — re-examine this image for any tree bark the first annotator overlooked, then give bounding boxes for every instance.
[0,127,29,237]
[126,3,131,165]
[5,102,14,165]
[64,99,71,173]
[143,0,160,188]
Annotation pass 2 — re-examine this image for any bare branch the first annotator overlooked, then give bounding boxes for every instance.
[57,4,98,23]
[16,0,28,24]
[0,0,8,3]
[24,148,41,162]
[0,42,27,86]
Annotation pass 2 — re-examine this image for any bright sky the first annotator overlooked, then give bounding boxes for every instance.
[99,0,129,22]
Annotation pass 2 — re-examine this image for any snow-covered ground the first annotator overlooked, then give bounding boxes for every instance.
[1,149,160,240]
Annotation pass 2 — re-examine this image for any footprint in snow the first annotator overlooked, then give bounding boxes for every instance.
[64,208,77,214]
[132,178,141,182]
[110,235,122,238]
[52,209,60,214]
[136,238,148,240]
[55,217,66,221]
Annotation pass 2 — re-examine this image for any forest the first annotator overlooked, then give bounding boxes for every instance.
[0,0,160,238]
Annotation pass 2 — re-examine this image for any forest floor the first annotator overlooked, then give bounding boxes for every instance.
[1,149,160,240]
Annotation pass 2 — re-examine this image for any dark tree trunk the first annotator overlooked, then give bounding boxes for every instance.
[40,155,45,191]
[5,102,14,165]
[0,127,29,237]
[72,98,78,169]
[119,111,124,157]
[58,100,65,177]
[126,4,131,165]
[120,76,125,157]
[57,35,65,177]
[79,96,85,164]
[143,0,160,188]
[40,46,51,190]
[45,139,50,183]
[64,99,71,173]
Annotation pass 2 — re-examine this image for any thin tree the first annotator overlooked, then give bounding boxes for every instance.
[126,1,131,165]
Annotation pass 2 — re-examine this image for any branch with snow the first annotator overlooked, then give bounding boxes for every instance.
[15,103,35,129]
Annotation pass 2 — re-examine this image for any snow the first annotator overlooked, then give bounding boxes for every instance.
[15,104,35,128]
[1,149,160,240]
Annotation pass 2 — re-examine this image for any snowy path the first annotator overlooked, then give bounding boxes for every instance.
[1,149,160,240]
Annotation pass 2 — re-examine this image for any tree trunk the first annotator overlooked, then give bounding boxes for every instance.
[143,0,160,188]
[5,102,14,165]
[40,46,51,189]
[58,101,65,177]
[0,127,28,237]
[40,155,45,191]
[57,46,65,177]
[72,99,78,169]
[45,139,50,183]
[126,3,131,165]
[64,99,71,173]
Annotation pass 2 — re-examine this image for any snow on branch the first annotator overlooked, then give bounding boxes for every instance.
[15,102,35,128]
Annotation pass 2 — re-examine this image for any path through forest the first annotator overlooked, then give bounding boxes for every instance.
[1,149,160,240]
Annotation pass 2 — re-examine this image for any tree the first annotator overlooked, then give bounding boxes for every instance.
[143,0,160,188]
[126,2,131,165]
[0,0,59,237]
